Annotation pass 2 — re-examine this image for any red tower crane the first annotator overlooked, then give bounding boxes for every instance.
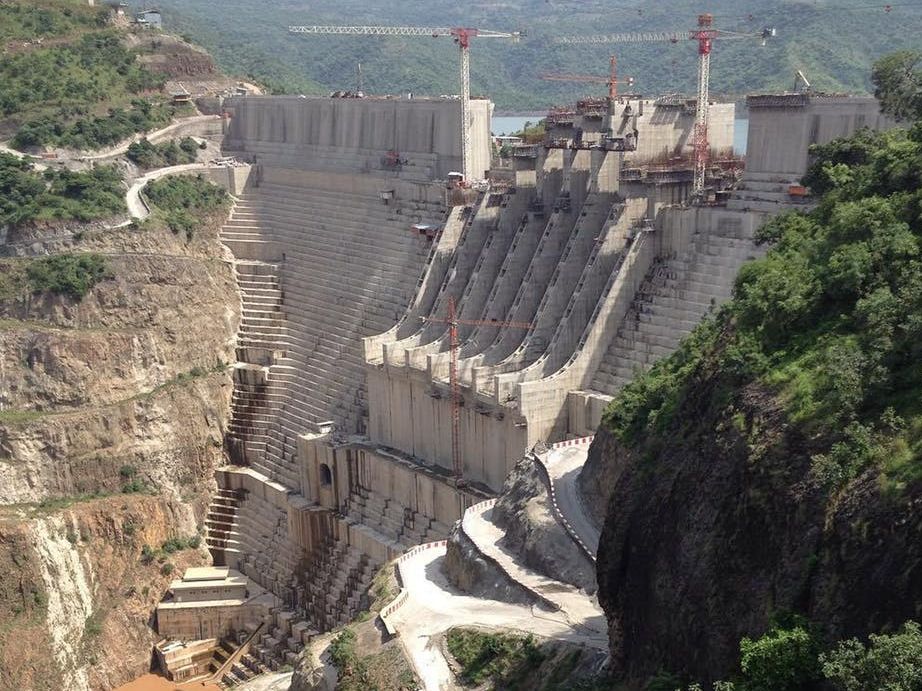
[540,56,634,101]
[421,296,531,483]
[288,25,524,181]
[555,16,774,198]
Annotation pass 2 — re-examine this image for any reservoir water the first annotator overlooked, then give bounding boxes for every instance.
[493,115,750,155]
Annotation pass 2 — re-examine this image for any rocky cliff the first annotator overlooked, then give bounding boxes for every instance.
[0,210,238,688]
[492,458,596,593]
[584,120,922,686]
[584,350,922,685]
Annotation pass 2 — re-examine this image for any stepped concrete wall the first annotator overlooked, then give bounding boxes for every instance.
[224,95,492,179]
[363,95,898,485]
[207,92,899,634]
[567,205,769,434]
[364,150,659,490]
[211,95,475,632]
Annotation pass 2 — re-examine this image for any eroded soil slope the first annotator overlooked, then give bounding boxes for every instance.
[0,210,238,689]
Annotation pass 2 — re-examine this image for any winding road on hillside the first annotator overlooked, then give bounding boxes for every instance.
[1,115,221,164]
[126,162,216,219]
[543,443,602,557]
[77,114,222,162]
[463,502,606,630]
[389,544,608,691]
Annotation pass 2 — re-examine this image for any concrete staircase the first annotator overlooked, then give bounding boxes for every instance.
[205,488,243,568]
[205,484,300,605]
[300,537,375,632]
[220,183,445,485]
[343,486,455,549]
[590,228,760,394]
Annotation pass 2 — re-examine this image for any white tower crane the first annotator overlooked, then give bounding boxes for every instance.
[555,16,774,199]
[288,25,524,182]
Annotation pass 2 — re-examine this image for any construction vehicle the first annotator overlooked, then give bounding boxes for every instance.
[288,25,525,182]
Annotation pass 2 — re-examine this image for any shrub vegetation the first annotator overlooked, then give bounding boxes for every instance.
[446,629,546,688]
[145,174,229,238]
[0,154,125,226]
[126,137,200,169]
[12,99,184,151]
[0,2,106,44]
[328,629,368,687]
[26,254,112,300]
[663,620,922,691]
[2,30,168,149]
[821,621,922,691]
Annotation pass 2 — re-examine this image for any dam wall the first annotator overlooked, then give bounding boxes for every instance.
[224,95,492,180]
[745,94,893,179]
[363,94,896,489]
[205,92,898,641]
[208,95,489,638]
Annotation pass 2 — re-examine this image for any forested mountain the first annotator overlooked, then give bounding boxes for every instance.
[584,54,922,688]
[142,0,922,110]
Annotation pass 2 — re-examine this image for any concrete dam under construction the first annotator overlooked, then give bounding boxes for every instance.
[201,90,891,664]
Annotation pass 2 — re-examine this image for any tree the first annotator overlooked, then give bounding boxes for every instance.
[872,51,922,122]
[821,621,922,691]
[739,625,821,691]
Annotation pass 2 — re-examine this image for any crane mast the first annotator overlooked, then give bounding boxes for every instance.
[422,296,531,483]
[458,34,473,185]
[693,14,715,196]
[554,17,773,199]
[288,25,522,181]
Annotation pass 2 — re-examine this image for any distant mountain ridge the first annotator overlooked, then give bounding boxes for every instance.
[147,0,922,109]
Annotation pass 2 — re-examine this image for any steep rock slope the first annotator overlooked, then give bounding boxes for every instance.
[585,124,922,683]
[585,392,922,683]
[0,205,238,687]
[0,497,211,690]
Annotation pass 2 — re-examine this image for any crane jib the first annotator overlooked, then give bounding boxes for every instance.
[287,24,523,181]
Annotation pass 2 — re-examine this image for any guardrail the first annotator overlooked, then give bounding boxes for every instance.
[379,540,449,635]
[551,435,594,449]
[529,451,596,563]
[458,499,561,612]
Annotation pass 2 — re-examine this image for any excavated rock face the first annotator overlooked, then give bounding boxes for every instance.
[444,526,535,606]
[493,457,596,593]
[588,380,922,684]
[0,498,210,691]
[290,664,333,691]
[0,213,237,687]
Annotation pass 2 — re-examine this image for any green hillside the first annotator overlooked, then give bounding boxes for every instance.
[0,1,188,150]
[590,54,922,688]
[137,0,922,110]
